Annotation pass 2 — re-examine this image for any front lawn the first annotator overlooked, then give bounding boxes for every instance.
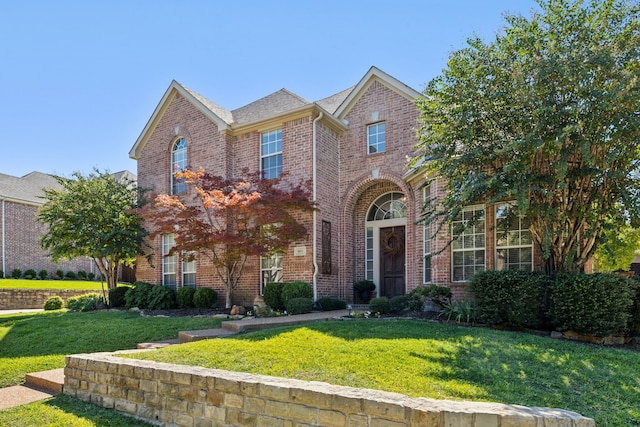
[0,279,107,291]
[126,319,640,426]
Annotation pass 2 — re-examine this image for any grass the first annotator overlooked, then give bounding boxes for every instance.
[0,279,108,290]
[126,319,640,426]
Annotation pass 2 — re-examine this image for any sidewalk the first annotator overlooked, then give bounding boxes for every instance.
[0,309,350,410]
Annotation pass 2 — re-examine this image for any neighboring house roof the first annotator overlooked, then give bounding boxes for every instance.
[130,66,421,159]
[0,172,62,205]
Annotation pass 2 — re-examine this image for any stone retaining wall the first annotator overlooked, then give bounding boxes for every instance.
[0,289,97,309]
[64,352,595,427]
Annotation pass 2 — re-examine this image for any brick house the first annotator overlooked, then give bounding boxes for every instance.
[131,66,541,306]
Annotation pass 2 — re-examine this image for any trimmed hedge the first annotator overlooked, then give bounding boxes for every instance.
[369,297,391,315]
[549,272,638,336]
[316,297,347,311]
[193,287,217,308]
[406,285,452,312]
[43,296,64,310]
[281,282,313,306]
[125,282,177,310]
[263,282,286,310]
[469,270,550,329]
[177,286,196,308]
[108,285,131,308]
[285,297,313,315]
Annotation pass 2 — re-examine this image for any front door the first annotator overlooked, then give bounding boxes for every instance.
[380,226,405,298]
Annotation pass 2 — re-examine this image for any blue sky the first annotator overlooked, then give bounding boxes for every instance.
[0,1,539,178]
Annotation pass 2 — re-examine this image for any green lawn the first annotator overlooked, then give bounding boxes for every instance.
[0,279,108,290]
[126,319,640,426]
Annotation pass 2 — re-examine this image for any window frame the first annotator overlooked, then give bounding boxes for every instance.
[162,234,177,289]
[171,137,187,195]
[494,203,534,271]
[423,186,432,284]
[451,204,486,282]
[182,251,196,288]
[367,122,386,155]
[260,252,283,295]
[260,129,283,179]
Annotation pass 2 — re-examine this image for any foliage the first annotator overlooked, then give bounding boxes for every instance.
[193,287,217,308]
[65,271,77,280]
[147,285,177,310]
[316,297,347,311]
[37,169,149,290]
[285,297,313,315]
[108,285,131,308]
[281,281,313,306]
[87,272,96,281]
[0,270,3,278]
[66,292,103,312]
[11,269,21,279]
[177,286,196,308]
[254,305,275,317]
[369,297,391,314]
[406,284,452,312]
[263,282,286,310]
[594,224,640,272]
[55,269,64,280]
[124,281,155,308]
[440,299,477,324]
[631,278,640,336]
[43,296,64,311]
[389,295,409,313]
[549,272,638,336]
[353,280,375,292]
[412,0,640,273]
[77,270,87,280]
[38,269,48,280]
[146,168,314,308]
[23,269,37,280]
[469,270,550,329]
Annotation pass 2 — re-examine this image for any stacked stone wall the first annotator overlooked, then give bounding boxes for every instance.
[0,288,97,309]
[64,353,594,427]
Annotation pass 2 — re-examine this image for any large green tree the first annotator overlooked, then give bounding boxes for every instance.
[38,169,148,289]
[414,0,640,273]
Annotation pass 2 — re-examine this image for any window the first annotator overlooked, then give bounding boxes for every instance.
[495,204,533,271]
[367,122,386,154]
[322,221,332,275]
[182,252,196,288]
[451,205,485,282]
[260,253,283,294]
[162,234,176,289]
[423,186,432,283]
[171,138,187,194]
[367,192,407,221]
[261,129,282,179]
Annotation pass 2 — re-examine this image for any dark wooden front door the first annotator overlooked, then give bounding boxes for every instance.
[380,226,405,298]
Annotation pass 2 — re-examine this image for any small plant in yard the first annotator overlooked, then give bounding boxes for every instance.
[285,297,313,315]
[66,292,103,312]
[38,269,48,280]
[369,297,391,315]
[193,287,217,308]
[55,269,64,280]
[65,271,77,280]
[177,286,196,308]
[11,269,21,279]
[440,299,476,324]
[88,272,96,280]
[23,269,37,279]
[43,296,64,310]
[316,297,347,311]
[263,282,286,311]
[108,285,131,308]
[77,270,87,280]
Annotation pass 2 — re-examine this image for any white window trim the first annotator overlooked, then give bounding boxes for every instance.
[260,252,283,295]
[260,129,283,179]
[494,203,534,271]
[171,137,187,195]
[423,187,432,284]
[367,122,386,155]
[162,234,176,288]
[182,251,196,288]
[451,204,486,282]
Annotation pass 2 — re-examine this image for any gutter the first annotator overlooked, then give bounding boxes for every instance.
[311,111,323,300]
[1,199,4,275]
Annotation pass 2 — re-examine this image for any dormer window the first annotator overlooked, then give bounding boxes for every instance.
[171,138,187,194]
[367,122,386,154]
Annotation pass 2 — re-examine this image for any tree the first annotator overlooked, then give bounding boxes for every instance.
[413,0,640,273]
[594,222,640,272]
[38,169,148,289]
[146,169,314,308]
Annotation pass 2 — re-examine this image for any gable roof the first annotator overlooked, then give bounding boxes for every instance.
[130,66,420,159]
[0,172,62,206]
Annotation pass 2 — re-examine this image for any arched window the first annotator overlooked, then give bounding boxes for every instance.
[171,138,187,194]
[367,192,407,221]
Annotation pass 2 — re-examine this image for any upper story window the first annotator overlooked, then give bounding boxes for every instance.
[367,122,386,154]
[451,205,486,282]
[261,129,282,179]
[495,203,533,271]
[367,192,407,221]
[171,138,187,194]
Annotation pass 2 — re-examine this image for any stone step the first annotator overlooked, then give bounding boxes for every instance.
[178,328,236,343]
[24,368,64,394]
[137,339,181,349]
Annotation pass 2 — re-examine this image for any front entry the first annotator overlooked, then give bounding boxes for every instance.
[380,226,405,298]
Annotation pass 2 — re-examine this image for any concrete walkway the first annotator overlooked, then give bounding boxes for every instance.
[0,309,350,410]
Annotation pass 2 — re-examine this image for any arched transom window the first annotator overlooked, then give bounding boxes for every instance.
[367,192,407,221]
[171,138,187,194]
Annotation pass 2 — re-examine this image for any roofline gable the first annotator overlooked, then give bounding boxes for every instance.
[334,66,423,119]
[129,80,231,160]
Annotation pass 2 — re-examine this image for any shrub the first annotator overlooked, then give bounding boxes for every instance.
[369,297,391,315]
[353,280,375,292]
[66,293,103,312]
[263,282,286,310]
[549,272,638,336]
[87,272,96,281]
[147,285,177,310]
[469,270,550,329]
[407,285,452,312]
[441,299,477,324]
[55,269,64,280]
[193,288,217,308]
[286,297,313,315]
[281,281,313,306]
[631,278,640,337]
[23,269,37,280]
[11,269,21,279]
[38,269,49,280]
[389,295,409,313]
[65,271,77,280]
[108,285,131,308]
[43,296,64,310]
[177,286,196,308]
[316,297,347,311]
[0,270,3,278]
[77,270,87,280]
[125,281,155,308]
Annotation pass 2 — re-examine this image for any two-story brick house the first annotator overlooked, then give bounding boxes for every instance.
[131,66,540,306]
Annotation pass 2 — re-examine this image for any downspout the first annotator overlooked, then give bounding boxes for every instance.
[312,111,323,300]
[1,199,4,275]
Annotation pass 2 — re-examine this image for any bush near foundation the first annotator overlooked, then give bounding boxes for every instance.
[285,297,313,315]
[549,272,638,336]
[66,293,103,312]
[263,282,286,310]
[125,282,177,310]
[369,297,391,315]
[316,297,346,311]
[193,288,217,308]
[108,286,131,308]
[43,296,64,310]
[281,281,313,306]
[177,286,196,308]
